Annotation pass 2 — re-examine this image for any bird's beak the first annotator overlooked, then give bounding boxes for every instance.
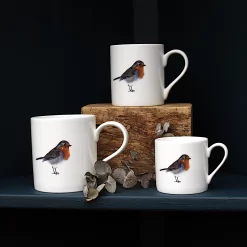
[143,64,146,66]
[188,157,191,159]
[68,144,72,147]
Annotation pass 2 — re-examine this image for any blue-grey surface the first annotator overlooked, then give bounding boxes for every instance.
[0,172,247,211]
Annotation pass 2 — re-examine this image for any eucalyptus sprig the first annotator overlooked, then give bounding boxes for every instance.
[112,150,156,189]
[155,122,174,137]
[112,160,138,189]
[83,160,117,202]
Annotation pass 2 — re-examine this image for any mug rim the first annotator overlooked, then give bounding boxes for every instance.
[31,114,95,120]
[155,136,208,143]
[110,44,163,47]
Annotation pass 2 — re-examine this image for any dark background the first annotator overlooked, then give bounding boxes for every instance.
[0,0,245,240]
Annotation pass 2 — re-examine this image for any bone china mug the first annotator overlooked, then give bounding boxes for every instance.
[110,44,189,106]
[31,114,128,193]
[155,136,228,194]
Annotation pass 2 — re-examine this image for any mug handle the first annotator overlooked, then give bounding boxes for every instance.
[163,49,189,100]
[207,143,228,184]
[94,121,129,162]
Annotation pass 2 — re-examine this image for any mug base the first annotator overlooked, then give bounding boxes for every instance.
[111,102,165,107]
[156,187,208,195]
[34,186,83,193]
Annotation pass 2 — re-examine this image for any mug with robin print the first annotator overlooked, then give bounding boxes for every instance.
[31,114,128,193]
[155,136,228,194]
[110,44,189,106]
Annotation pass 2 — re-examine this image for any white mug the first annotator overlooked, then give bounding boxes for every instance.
[155,136,228,194]
[31,114,128,193]
[110,44,189,106]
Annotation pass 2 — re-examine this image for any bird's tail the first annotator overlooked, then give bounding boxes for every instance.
[36,157,44,160]
[160,168,168,171]
[113,76,121,81]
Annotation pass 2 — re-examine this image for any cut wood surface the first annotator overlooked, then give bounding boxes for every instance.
[81,103,192,176]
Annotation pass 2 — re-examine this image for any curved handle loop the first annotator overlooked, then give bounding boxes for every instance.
[207,143,228,184]
[94,121,128,162]
[163,49,189,100]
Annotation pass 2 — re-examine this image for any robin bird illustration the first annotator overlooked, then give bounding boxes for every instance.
[113,60,146,92]
[36,140,72,175]
[159,154,191,183]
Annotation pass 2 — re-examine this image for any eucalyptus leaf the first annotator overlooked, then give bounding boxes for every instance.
[130,150,139,160]
[97,184,105,192]
[141,178,150,189]
[163,122,170,132]
[85,171,98,179]
[112,167,126,185]
[155,123,162,133]
[136,172,147,182]
[83,185,88,197]
[155,123,164,135]
[163,133,175,137]
[140,173,153,189]
[97,173,108,185]
[105,175,116,193]
[85,187,99,202]
[86,176,97,188]
[156,130,164,136]
[85,172,98,188]
[123,170,138,188]
[94,160,112,176]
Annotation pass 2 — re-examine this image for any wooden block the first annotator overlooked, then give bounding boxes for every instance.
[81,103,192,176]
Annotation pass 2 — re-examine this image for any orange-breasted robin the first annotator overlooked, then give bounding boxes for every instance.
[36,140,72,175]
[113,60,146,92]
[160,154,191,183]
